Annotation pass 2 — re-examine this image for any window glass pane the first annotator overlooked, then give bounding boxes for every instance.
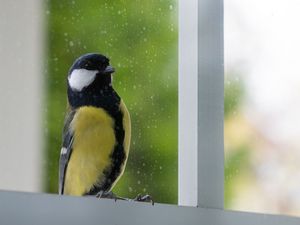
[225,0,300,216]
[45,0,178,204]
[0,0,177,204]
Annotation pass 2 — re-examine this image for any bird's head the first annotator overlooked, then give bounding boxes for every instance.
[67,53,115,92]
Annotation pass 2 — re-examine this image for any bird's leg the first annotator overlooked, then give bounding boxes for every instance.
[96,191,129,201]
[134,194,154,205]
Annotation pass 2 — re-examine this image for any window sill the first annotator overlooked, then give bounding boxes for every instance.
[1,191,299,225]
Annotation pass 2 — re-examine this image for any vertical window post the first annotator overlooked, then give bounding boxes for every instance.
[179,0,224,208]
[0,0,43,192]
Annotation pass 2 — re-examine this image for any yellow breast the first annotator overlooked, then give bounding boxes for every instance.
[64,106,116,196]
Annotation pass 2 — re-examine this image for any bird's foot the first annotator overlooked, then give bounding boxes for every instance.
[134,194,154,205]
[96,191,129,202]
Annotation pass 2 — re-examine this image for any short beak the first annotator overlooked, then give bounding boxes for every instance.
[103,65,115,74]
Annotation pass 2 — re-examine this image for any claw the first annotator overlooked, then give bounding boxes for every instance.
[96,191,129,201]
[134,194,154,205]
[96,191,153,205]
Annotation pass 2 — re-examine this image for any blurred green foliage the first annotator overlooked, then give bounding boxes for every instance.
[224,145,250,207]
[44,0,178,204]
[224,75,250,207]
[224,76,244,119]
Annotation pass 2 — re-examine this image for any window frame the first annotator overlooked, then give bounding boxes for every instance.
[179,0,224,208]
[1,0,300,224]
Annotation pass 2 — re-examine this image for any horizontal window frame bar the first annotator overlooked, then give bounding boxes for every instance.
[1,191,300,225]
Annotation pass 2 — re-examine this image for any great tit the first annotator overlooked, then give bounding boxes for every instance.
[59,53,131,198]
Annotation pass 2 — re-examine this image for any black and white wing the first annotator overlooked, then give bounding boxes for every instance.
[58,109,76,195]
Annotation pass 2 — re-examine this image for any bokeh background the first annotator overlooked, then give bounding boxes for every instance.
[225,0,300,216]
[44,0,178,204]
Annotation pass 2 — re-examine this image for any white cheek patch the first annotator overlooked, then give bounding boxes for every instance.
[68,69,98,91]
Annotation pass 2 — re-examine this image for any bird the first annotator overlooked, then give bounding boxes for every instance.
[58,53,131,199]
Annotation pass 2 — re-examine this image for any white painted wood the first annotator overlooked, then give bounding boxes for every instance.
[197,0,224,208]
[179,0,224,208]
[0,0,43,192]
[1,191,300,225]
[178,0,199,207]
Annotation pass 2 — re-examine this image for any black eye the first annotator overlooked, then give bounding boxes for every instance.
[83,61,91,68]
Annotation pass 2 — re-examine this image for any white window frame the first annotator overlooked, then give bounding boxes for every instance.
[1,0,300,224]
